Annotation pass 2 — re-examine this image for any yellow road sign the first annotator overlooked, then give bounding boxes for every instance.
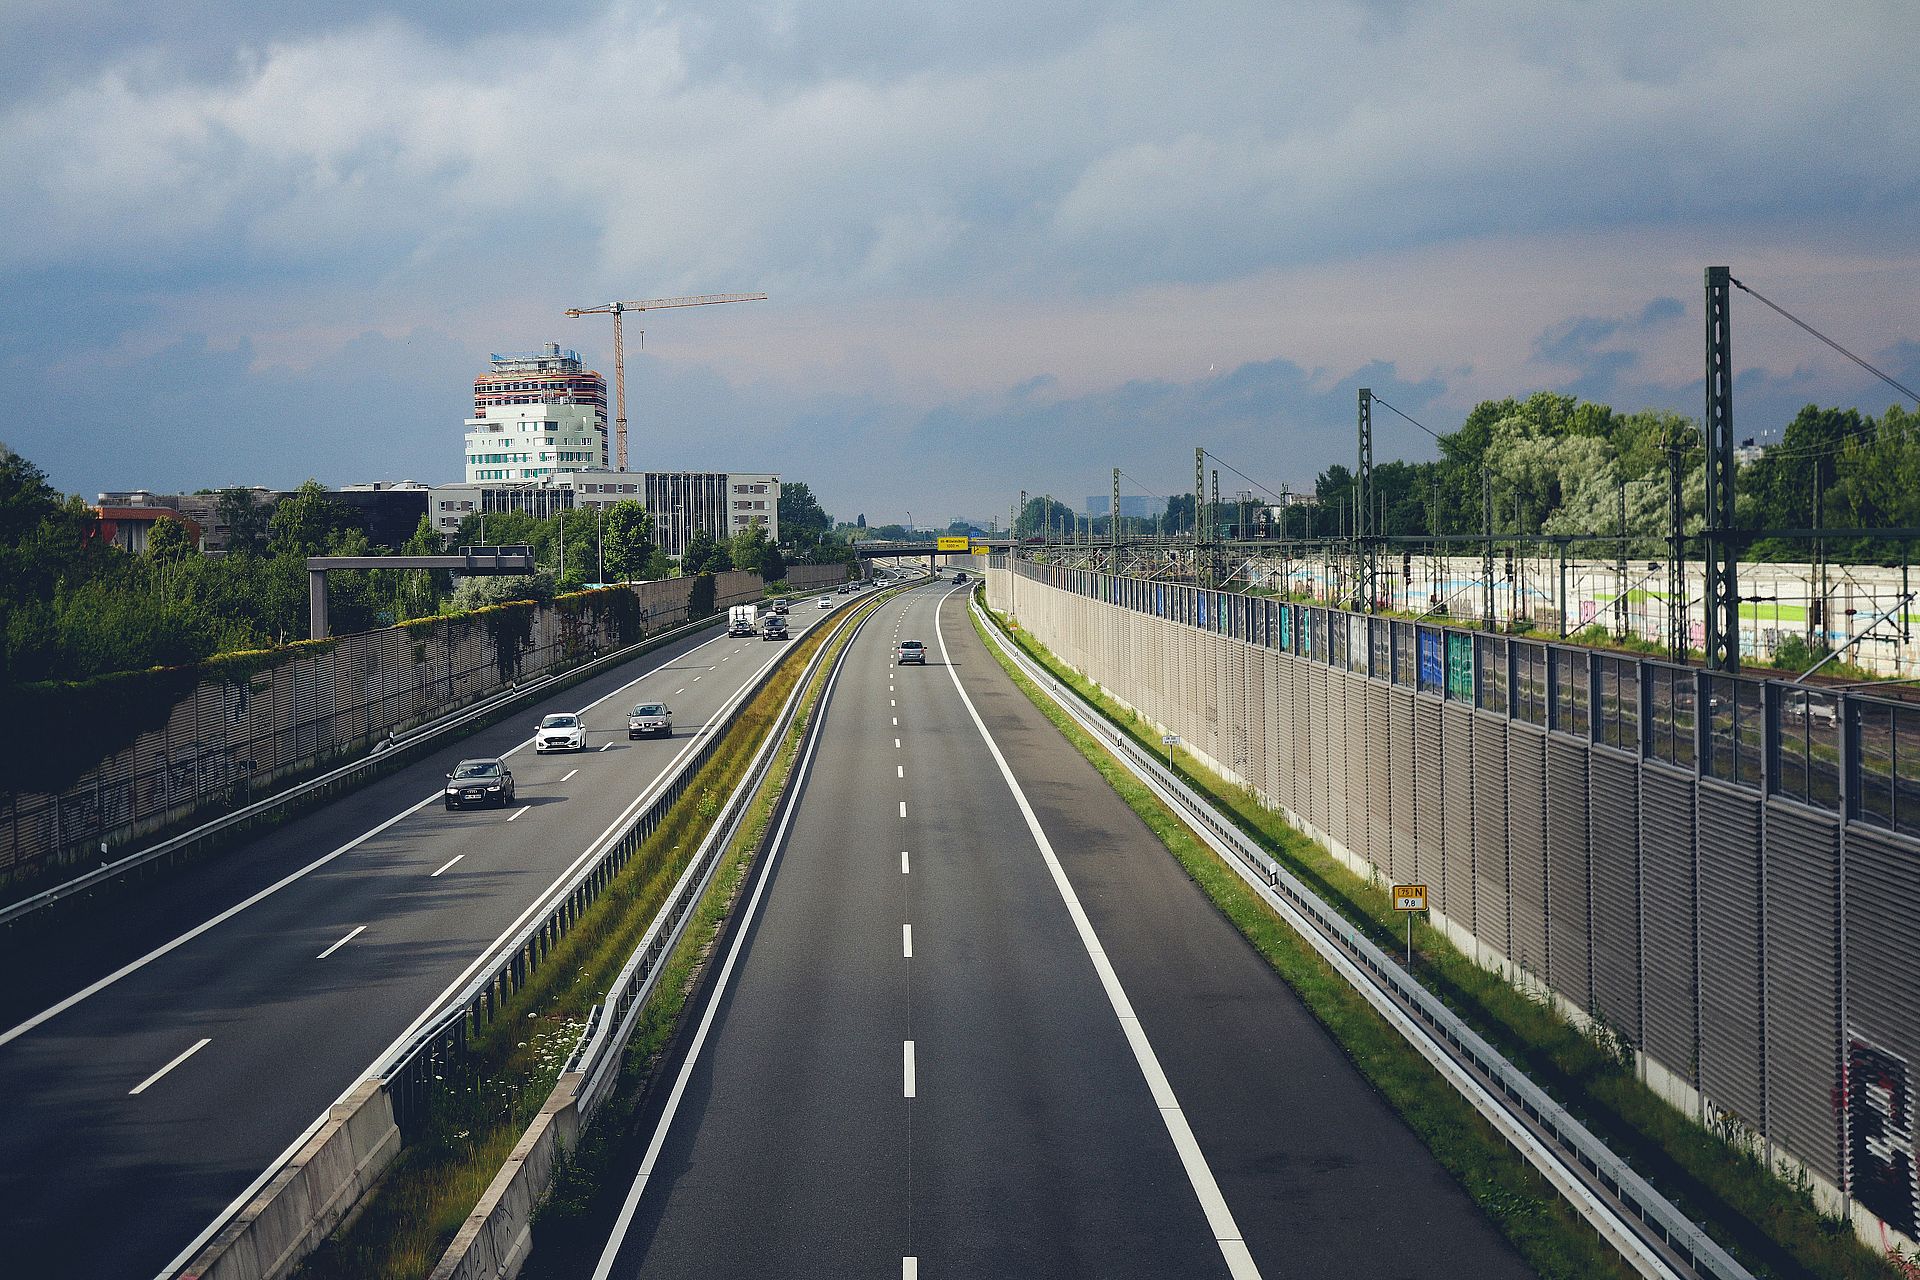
[971,543,991,554]
[1392,884,1428,912]
[935,535,970,552]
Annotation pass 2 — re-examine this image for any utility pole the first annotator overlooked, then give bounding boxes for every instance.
[1358,387,1375,612]
[1112,468,1122,568]
[1704,266,1739,671]
[1482,468,1496,630]
[1616,480,1629,637]
[1668,425,1685,661]
[1211,468,1221,584]
[1194,447,1207,586]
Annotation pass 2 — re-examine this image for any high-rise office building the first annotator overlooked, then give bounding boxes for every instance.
[464,345,609,482]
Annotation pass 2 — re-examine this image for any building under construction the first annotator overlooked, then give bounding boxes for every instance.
[471,344,608,434]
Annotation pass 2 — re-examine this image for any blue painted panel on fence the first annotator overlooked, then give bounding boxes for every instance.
[1419,629,1444,691]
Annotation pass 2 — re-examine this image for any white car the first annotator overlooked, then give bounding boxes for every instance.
[535,712,587,753]
[819,596,832,609]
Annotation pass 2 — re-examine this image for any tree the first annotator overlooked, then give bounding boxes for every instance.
[216,488,271,557]
[777,482,832,545]
[729,525,771,579]
[1015,495,1076,540]
[145,515,195,563]
[268,480,353,559]
[682,527,730,574]
[602,501,655,581]
[856,513,867,529]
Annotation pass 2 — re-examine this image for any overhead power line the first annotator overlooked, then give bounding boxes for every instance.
[1731,275,1919,408]
[1368,394,1446,443]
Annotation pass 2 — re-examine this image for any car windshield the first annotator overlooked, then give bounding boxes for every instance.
[453,761,500,779]
[634,704,665,716]
[541,715,577,728]
[901,641,923,649]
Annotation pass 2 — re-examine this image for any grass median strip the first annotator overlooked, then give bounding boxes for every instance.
[977,596,1910,1280]
[519,593,880,1278]
[293,603,876,1280]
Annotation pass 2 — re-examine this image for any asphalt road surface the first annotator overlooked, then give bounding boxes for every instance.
[0,594,851,1280]
[588,581,1535,1279]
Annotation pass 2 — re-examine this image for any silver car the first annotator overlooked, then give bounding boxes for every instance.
[629,702,673,739]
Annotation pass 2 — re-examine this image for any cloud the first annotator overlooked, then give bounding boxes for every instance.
[2,1,1917,520]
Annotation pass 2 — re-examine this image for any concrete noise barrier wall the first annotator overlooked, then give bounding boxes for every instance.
[986,557,1920,1260]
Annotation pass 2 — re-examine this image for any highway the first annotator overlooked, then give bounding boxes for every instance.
[0,594,849,1280]
[587,581,1535,1278]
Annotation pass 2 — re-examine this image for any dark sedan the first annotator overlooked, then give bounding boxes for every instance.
[445,758,515,810]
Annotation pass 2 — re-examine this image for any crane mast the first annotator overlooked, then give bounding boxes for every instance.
[564,292,767,471]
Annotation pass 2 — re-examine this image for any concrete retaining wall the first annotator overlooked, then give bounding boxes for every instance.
[427,1073,585,1280]
[181,1080,400,1280]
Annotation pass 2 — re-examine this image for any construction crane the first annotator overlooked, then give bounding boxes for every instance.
[564,292,767,471]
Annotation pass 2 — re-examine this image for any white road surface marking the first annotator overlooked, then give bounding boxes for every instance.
[508,805,528,821]
[316,924,367,959]
[130,1037,211,1096]
[903,1040,917,1097]
[897,765,904,778]
[901,850,910,874]
[892,716,898,726]
[934,593,1264,1280]
[895,738,901,748]
[674,687,685,695]
[899,801,907,818]
[904,1260,917,1280]
[562,769,578,782]
[430,855,463,877]
[600,742,613,751]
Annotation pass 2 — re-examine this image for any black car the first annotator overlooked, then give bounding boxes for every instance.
[763,616,789,640]
[445,758,515,809]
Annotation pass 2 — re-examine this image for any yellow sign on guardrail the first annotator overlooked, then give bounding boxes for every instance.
[935,535,970,552]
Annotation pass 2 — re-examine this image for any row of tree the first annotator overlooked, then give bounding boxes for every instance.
[1013,393,1920,564]
[0,449,858,688]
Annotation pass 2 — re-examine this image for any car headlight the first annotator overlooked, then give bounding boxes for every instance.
[486,784,502,792]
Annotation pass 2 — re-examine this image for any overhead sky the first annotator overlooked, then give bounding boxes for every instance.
[5,1,1916,525]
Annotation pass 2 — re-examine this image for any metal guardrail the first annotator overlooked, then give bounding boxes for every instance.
[972,593,1752,1280]
[569,585,897,1114]
[1,610,746,930]
[376,587,889,1134]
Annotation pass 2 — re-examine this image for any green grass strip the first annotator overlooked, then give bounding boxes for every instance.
[519,592,885,1277]
[974,598,1904,1280]
[294,608,861,1280]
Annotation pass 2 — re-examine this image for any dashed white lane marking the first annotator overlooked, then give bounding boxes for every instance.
[901,850,910,874]
[430,855,463,877]
[130,1037,211,1096]
[897,765,904,779]
[892,716,898,726]
[903,1040,917,1097]
[693,675,704,682]
[895,738,901,748]
[933,592,1264,1280]
[898,801,907,818]
[674,687,685,695]
[316,924,367,959]
[904,1259,917,1279]
[891,699,896,707]
[508,805,528,821]
[599,742,613,751]
[903,923,913,958]
[562,769,579,782]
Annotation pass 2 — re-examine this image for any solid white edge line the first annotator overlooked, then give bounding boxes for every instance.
[932,592,1262,1280]
[315,924,367,959]
[903,1039,916,1097]
[6,620,751,1053]
[587,597,866,1280]
[430,855,463,878]
[152,625,799,1280]
[129,1037,211,1096]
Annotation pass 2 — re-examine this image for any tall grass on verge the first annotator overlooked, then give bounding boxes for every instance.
[975,598,1904,1280]
[294,612,852,1280]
